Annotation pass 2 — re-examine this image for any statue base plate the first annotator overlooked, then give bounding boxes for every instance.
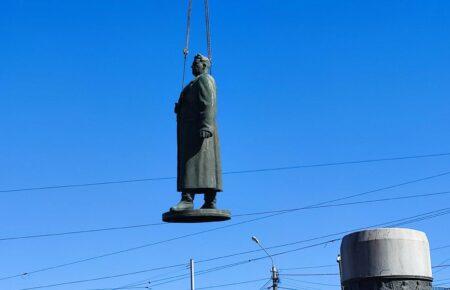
[162,209,231,223]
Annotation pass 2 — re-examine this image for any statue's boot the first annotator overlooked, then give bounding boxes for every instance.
[170,193,194,212]
[200,192,217,209]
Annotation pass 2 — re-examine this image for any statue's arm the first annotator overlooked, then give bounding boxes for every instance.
[198,76,216,138]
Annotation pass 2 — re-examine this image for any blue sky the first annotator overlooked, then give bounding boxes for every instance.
[1,0,450,289]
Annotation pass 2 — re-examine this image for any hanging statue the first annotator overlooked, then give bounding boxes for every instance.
[173,53,222,210]
[162,0,230,222]
[162,54,230,223]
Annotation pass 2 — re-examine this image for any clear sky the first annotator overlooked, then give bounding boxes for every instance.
[1,1,450,289]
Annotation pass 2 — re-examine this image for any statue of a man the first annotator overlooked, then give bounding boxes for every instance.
[170,54,222,212]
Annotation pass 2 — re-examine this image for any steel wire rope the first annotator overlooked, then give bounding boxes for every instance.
[181,0,192,88]
[1,152,449,194]
[204,0,212,61]
[5,171,450,283]
[181,0,212,86]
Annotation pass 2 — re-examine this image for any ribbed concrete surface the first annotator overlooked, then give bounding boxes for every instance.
[340,228,432,282]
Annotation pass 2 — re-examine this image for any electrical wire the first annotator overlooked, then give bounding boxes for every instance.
[5,171,450,283]
[234,189,450,217]
[2,189,449,243]
[0,222,166,242]
[435,258,450,274]
[281,273,339,277]
[114,240,340,289]
[111,266,190,290]
[54,207,450,288]
[20,263,187,290]
[196,207,450,264]
[196,278,269,289]
[280,265,336,271]
[10,213,283,284]
[433,244,450,251]
[282,277,339,287]
[131,224,450,290]
[17,207,450,289]
[25,207,450,289]
[1,152,448,194]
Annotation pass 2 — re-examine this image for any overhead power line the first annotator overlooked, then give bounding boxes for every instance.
[123,261,254,289]
[196,278,275,289]
[2,189,449,243]
[234,189,450,217]
[105,240,342,290]
[0,222,165,242]
[196,207,450,264]
[22,207,450,290]
[281,273,339,277]
[282,277,339,287]
[1,152,449,194]
[280,265,336,271]
[278,287,303,290]
[435,258,450,274]
[109,266,190,290]
[18,264,187,290]
[433,244,450,251]
[5,170,449,282]
[1,212,285,282]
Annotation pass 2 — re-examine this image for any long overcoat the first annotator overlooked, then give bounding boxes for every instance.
[175,72,222,192]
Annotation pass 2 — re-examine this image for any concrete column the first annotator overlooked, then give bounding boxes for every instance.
[340,228,432,290]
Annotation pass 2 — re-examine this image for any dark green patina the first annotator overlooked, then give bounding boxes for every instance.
[169,54,223,213]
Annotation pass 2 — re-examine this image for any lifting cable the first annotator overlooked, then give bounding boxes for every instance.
[181,0,212,88]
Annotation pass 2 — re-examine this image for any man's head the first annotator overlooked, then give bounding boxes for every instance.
[191,54,211,76]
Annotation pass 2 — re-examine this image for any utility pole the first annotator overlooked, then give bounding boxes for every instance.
[271,265,279,290]
[190,259,195,290]
[252,236,279,290]
[337,254,344,290]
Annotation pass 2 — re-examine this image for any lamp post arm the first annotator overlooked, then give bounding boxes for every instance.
[257,243,274,267]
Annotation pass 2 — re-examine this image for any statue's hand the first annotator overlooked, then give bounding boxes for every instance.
[174,102,180,114]
[199,130,212,138]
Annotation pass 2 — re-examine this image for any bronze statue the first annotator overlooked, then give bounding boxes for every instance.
[170,54,222,212]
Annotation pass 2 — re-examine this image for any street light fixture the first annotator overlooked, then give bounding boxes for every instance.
[251,236,279,290]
